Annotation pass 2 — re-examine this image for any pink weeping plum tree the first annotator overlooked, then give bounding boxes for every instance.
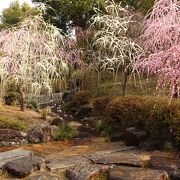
[136,0,180,97]
[0,15,82,111]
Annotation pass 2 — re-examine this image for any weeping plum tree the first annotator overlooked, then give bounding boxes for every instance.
[0,15,68,111]
[91,0,141,96]
[136,0,180,97]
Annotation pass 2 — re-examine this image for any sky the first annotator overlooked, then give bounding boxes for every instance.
[0,0,33,13]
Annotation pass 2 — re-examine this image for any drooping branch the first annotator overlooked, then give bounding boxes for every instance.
[136,0,180,97]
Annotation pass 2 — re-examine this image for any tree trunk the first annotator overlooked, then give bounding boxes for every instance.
[173,78,178,98]
[122,73,128,96]
[18,89,25,111]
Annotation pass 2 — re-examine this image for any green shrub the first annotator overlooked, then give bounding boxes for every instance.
[107,96,150,128]
[4,80,19,105]
[72,91,91,106]
[28,99,39,110]
[93,97,112,115]
[40,107,51,120]
[0,115,28,131]
[96,120,118,140]
[107,96,180,147]
[54,124,77,141]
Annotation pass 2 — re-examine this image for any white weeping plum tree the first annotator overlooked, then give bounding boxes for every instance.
[136,0,180,98]
[91,0,141,96]
[0,15,68,111]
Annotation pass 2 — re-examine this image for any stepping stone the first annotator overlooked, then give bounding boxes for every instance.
[66,163,109,180]
[84,152,143,167]
[0,148,31,168]
[5,155,44,178]
[28,174,59,180]
[46,155,91,171]
[109,166,169,180]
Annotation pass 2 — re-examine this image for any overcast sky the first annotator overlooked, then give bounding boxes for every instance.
[0,0,33,14]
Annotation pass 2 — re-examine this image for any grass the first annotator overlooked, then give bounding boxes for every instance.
[0,103,45,130]
[0,115,28,131]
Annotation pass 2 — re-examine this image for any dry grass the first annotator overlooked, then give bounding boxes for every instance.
[0,103,44,128]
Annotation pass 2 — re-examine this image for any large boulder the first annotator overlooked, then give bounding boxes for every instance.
[76,105,92,119]
[27,125,57,143]
[5,155,44,178]
[125,127,148,146]
[109,166,169,180]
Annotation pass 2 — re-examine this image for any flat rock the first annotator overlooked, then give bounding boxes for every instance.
[109,166,169,180]
[0,148,31,168]
[28,174,59,180]
[66,163,109,180]
[46,155,91,171]
[5,155,44,178]
[150,153,180,173]
[84,151,143,167]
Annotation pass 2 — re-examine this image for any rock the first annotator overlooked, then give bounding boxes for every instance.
[28,174,59,180]
[62,91,75,103]
[110,132,124,142]
[109,166,169,180]
[39,100,54,109]
[150,153,180,173]
[125,127,148,146]
[66,163,109,180]
[0,148,31,168]
[170,170,180,180]
[76,105,92,119]
[84,151,143,167]
[50,117,64,126]
[46,155,91,172]
[48,112,58,117]
[139,140,159,151]
[68,121,82,128]
[5,155,44,178]
[28,125,58,143]
[0,129,26,143]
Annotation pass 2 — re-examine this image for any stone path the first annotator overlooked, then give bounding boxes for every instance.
[0,144,173,180]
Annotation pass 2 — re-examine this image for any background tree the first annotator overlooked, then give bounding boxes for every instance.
[0,15,68,111]
[32,0,105,32]
[91,0,141,96]
[121,0,155,14]
[136,0,180,97]
[0,0,39,27]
